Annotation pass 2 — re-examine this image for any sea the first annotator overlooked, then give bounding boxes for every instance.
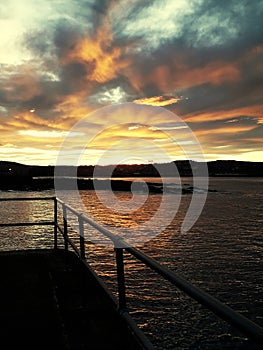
[0,177,262,350]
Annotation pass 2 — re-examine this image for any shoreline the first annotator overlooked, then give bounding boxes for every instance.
[0,177,211,194]
[1,175,261,193]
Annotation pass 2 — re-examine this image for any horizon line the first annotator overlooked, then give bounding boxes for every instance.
[1,159,263,167]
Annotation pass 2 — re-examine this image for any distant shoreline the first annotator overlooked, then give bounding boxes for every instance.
[1,159,262,179]
[0,175,261,193]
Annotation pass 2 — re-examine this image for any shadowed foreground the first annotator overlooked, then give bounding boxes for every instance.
[0,249,146,350]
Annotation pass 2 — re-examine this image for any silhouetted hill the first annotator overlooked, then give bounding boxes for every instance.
[30,160,263,177]
[1,160,262,181]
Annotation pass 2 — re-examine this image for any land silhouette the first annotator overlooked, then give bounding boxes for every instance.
[0,160,262,192]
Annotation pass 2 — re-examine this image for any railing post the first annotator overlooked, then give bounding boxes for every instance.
[78,215,85,259]
[53,197,58,249]
[62,203,68,252]
[115,248,127,311]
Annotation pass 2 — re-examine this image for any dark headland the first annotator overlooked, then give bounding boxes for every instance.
[0,160,262,192]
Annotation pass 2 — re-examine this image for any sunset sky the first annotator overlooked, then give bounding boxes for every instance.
[0,0,262,165]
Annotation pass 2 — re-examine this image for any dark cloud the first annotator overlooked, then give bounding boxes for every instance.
[54,23,83,59]
[59,62,91,94]
[3,0,263,114]
[109,0,263,106]
[24,18,83,61]
[237,124,263,140]
[183,0,263,48]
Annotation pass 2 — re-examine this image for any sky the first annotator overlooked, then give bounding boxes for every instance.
[0,0,263,165]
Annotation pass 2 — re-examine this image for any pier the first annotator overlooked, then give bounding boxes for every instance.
[0,197,262,349]
[0,249,147,349]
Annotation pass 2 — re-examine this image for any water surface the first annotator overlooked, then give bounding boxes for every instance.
[0,178,262,349]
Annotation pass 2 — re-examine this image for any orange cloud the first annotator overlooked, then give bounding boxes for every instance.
[7,112,51,129]
[195,124,256,137]
[53,93,93,127]
[6,108,78,134]
[128,59,240,93]
[133,95,182,106]
[66,22,130,83]
[6,92,94,133]
[171,61,240,88]
[184,104,263,123]
[87,124,169,147]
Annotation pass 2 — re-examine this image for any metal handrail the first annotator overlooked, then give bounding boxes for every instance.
[0,197,56,201]
[1,196,263,347]
[0,196,153,350]
[56,197,263,346]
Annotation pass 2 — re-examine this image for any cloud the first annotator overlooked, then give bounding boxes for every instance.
[112,0,196,50]
[65,23,130,84]
[0,0,263,164]
[89,86,128,104]
[183,105,263,124]
[18,130,70,139]
[133,96,183,107]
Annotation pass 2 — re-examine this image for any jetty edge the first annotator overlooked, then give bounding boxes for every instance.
[0,249,150,350]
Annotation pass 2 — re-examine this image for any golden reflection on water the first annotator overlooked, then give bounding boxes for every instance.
[81,190,163,227]
[0,196,54,250]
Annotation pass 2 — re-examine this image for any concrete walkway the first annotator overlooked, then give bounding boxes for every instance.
[0,249,147,350]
